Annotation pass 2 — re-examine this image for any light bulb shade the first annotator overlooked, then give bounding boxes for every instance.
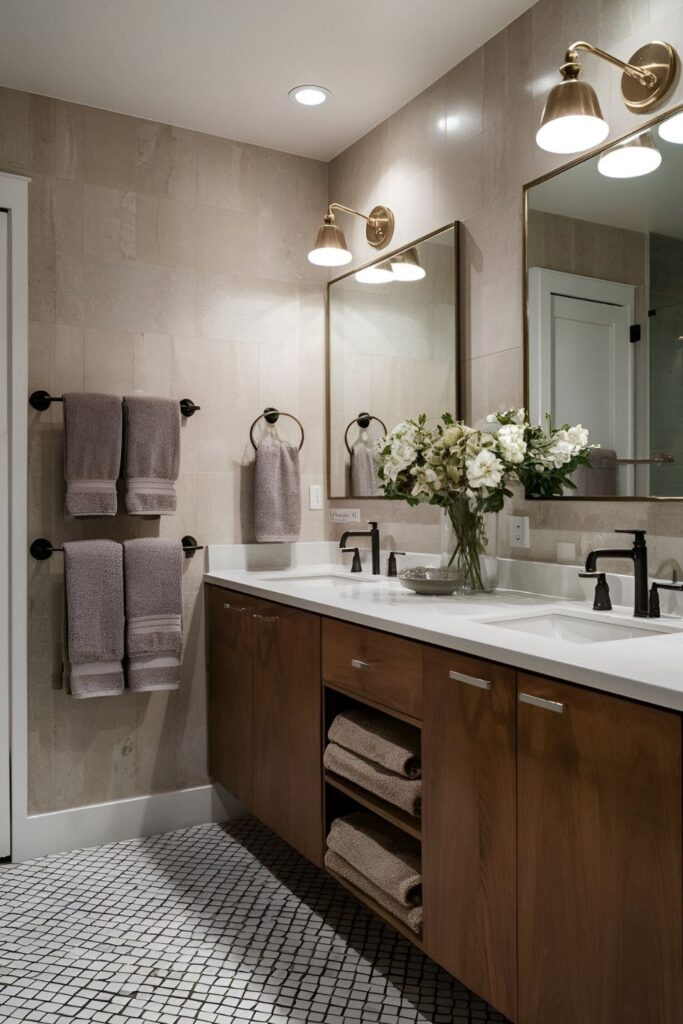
[355,261,394,284]
[659,110,683,144]
[536,79,609,154]
[307,221,352,266]
[598,131,662,178]
[390,247,426,281]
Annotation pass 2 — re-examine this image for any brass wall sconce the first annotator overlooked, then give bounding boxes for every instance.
[308,202,395,266]
[537,39,679,154]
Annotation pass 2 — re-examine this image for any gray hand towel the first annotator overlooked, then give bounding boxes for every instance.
[325,850,423,934]
[254,433,301,543]
[123,538,183,692]
[63,393,122,516]
[123,396,180,515]
[323,742,422,817]
[328,708,421,779]
[351,438,382,497]
[327,813,422,907]
[572,447,616,497]
[63,540,125,698]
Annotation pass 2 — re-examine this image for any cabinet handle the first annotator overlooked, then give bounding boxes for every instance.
[351,658,370,671]
[449,669,491,690]
[254,614,278,623]
[223,603,250,613]
[519,692,565,714]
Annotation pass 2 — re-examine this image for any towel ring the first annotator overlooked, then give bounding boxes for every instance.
[249,407,305,451]
[344,413,387,456]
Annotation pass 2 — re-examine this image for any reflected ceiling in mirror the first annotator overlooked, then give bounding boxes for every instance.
[525,105,683,500]
[327,225,459,499]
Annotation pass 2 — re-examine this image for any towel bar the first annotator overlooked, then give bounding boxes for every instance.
[344,412,388,455]
[249,407,305,451]
[30,536,204,560]
[29,390,201,418]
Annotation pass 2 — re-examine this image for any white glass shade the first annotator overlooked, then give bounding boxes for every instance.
[597,132,662,178]
[354,262,394,284]
[658,110,683,143]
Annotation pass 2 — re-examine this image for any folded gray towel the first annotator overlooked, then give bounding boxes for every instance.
[329,708,421,779]
[63,393,122,516]
[351,439,382,497]
[327,813,422,907]
[63,540,125,698]
[254,433,301,543]
[123,538,182,692]
[123,396,180,515]
[572,447,616,497]
[323,742,422,817]
[325,849,423,934]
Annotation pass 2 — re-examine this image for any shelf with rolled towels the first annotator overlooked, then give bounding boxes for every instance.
[29,390,201,417]
[30,535,204,560]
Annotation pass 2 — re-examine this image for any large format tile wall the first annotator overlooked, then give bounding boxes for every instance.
[326,0,683,571]
[0,89,328,813]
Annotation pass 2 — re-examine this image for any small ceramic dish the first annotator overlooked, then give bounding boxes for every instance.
[398,565,462,596]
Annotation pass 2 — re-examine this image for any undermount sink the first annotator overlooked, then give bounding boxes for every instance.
[256,572,383,586]
[481,611,683,645]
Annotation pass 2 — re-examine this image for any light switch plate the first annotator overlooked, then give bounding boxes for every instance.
[329,508,361,524]
[508,514,530,549]
[309,484,323,510]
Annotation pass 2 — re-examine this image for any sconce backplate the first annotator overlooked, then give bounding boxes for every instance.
[366,205,395,249]
[622,41,679,112]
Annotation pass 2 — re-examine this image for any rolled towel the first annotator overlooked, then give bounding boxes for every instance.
[254,433,301,543]
[123,396,180,515]
[123,538,183,692]
[324,742,421,817]
[327,813,421,907]
[329,708,421,779]
[63,540,125,698]
[325,850,423,935]
[351,439,382,497]
[63,393,122,516]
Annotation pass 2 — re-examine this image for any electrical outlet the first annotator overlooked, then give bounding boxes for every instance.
[508,514,530,549]
[309,484,323,510]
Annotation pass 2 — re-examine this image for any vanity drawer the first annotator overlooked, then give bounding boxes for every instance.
[322,619,423,719]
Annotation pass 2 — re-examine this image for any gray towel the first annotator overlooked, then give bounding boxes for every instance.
[572,447,616,497]
[327,813,422,907]
[123,396,180,515]
[63,393,122,516]
[254,434,301,543]
[325,850,423,934]
[123,538,182,692]
[351,438,382,497]
[323,742,422,817]
[63,540,125,698]
[329,708,421,779]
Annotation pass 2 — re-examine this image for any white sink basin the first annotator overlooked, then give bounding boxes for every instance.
[481,611,683,644]
[256,572,384,587]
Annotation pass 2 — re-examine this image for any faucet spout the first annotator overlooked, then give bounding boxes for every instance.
[584,530,649,618]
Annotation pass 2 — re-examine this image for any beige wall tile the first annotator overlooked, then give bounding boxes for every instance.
[0,86,29,173]
[134,121,197,202]
[197,134,258,212]
[29,94,56,176]
[84,184,136,261]
[55,101,84,181]
[83,107,137,189]
[135,193,196,269]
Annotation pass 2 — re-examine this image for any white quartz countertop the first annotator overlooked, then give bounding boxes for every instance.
[204,546,683,714]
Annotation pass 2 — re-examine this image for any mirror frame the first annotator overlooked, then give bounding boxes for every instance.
[523,101,683,502]
[325,222,462,500]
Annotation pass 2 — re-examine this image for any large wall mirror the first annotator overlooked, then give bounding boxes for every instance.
[327,224,459,498]
[525,104,683,500]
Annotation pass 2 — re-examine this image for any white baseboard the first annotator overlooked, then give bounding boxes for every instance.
[11,783,245,863]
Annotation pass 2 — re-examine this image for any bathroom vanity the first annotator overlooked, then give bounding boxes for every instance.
[204,561,683,1024]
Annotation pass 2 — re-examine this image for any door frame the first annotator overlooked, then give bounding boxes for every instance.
[0,172,29,862]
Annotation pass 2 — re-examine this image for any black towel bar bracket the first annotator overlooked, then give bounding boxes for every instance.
[249,407,305,451]
[29,390,201,418]
[30,536,204,560]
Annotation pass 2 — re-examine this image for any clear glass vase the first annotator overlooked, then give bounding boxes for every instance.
[440,498,499,593]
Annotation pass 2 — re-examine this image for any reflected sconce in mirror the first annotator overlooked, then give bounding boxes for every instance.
[390,247,426,281]
[597,130,662,178]
[308,202,395,266]
[355,260,394,284]
[537,40,679,155]
[659,110,683,143]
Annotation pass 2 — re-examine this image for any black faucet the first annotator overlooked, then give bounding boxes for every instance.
[649,580,683,618]
[339,521,380,575]
[584,529,649,618]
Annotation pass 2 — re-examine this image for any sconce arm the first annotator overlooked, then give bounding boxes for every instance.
[328,202,372,223]
[566,41,657,87]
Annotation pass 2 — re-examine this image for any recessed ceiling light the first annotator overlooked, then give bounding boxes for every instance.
[288,85,331,107]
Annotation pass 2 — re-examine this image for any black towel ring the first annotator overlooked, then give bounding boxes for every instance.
[344,412,387,456]
[249,407,305,451]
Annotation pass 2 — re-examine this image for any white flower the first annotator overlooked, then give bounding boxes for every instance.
[513,408,526,424]
[466,449,504,490]
[565,424,589,450]
[497,423,527,464]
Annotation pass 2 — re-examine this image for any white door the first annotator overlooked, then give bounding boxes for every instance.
[0,210,10,859]
[529,268,636,495]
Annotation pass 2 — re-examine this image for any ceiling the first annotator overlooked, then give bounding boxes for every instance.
[0,0,536,161]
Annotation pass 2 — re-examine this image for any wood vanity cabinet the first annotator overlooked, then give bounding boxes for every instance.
[422,648,517,1022]
[517,672,683,1024]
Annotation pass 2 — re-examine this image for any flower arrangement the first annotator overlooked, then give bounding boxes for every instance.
[376,409,594,591]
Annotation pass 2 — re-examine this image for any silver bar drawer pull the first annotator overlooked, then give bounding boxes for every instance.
[351,659,370,671]
[223,603,250,613]
[449,669,491,691]
[254,614,278,623]
[519,692,565,714]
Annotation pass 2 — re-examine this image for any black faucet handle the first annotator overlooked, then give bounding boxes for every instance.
[615,529,647,541]
[649,580,683,618]
[387,551,406,578]
[342,547,363,573]
[579,571,612,611]
[367,520,378,529]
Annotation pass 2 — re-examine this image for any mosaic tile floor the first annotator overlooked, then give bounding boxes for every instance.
[0,818,509,1024]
